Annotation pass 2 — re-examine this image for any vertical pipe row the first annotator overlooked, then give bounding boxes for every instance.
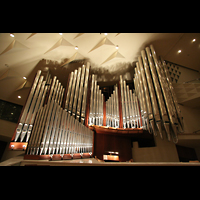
[134,44,182,143]
[27,102,93,156]
[13,69,65,143]
[88,74,104,126]
[64,62,90,124]
[105,85,120,128]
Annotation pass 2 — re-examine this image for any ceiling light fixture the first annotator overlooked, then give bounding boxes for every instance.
[104,33,107,35]
[178,50,182,53]
[116,45,119,49]
[75,46,78,50]
[10,33,14,37]
[192,39,196,42]
[23,77,26,79]
[59,33,62,35]
[18,96,21,98]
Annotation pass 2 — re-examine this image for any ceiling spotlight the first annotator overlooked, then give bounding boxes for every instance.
[10,33,14,37]
[75,46,78,50]
[178,50,182,53]
[104,33,107,35]
[23,77,26,79]
[18,96,21,99]
[192,39,196,42]
[116,45,119,49]
[59,33,62,35]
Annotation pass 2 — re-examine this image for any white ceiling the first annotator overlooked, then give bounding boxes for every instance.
[0,33,200,106]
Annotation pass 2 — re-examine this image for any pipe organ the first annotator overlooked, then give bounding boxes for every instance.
[10,44,185,160]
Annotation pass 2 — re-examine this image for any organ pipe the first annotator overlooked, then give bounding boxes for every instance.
[141,50,163,139]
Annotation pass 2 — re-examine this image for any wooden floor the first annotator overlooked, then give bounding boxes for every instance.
[1,156,200,166]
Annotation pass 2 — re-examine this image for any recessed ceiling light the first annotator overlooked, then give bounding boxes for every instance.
[75,46,78,50]
[10,33,14,37]
[18,96,21,98]
[59,33,62,35]
[104,33,107,35]
[23,77,26,79]
[178,50,182,53]
[116,45,119,49]
[192,39,196,42]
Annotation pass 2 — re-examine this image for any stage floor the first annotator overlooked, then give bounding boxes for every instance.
[1,156,200,166]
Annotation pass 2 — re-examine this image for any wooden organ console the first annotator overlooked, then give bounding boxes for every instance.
[9,45,184,162]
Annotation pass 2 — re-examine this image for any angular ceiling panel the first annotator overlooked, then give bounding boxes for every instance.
[0,33,199,106]
[44,37,74,54]
[0,39,29,55]
[60,52,85,67]
[101,50,125,65]
[88,37,115,53]
[26,33,37,40]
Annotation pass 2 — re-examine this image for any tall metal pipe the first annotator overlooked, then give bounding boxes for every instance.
[150,45,179,143]
[138,56,155,134]
[141,50,163,138]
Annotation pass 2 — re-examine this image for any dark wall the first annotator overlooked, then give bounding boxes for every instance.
[176,145,198,162]
[0,140,8,161]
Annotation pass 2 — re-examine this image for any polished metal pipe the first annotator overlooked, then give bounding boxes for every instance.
[81,62,90,124]
[65,72,74,111]
[141,50,163,138]
[146,47,172,140]
[136,62,149,131]
[14,70,42,142]
[120,75,126,128]
[138,56,155,134]
[150,45,179,142]
[77,65,86,120]
[89,74,95,125]
[72,67,82,117]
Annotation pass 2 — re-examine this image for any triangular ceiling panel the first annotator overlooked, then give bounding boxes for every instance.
[74,33,84,39]
[0,69,10,81]
[177,98,188,102]
[183,83,193,88]
[88,37,115,53]
[177,93,188,98]
[0,40,29,55]
[44,37,74,54]
[185,87,196,92]
[60,52,85,67]
[101,50,125,65]
[187,92,197,97]
[26,33,37,40]
[0,69,23,80]
[16,80,31,91]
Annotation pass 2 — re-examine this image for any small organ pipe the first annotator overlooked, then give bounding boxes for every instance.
[65,72,74,110]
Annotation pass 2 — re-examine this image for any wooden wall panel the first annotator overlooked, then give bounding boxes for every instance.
[94,132,133,162]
